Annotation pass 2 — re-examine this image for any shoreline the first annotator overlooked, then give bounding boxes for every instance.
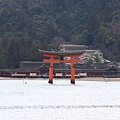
[0,77,120,81]
[77,77,120,81]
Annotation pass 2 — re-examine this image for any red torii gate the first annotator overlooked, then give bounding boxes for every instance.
[38,49,84,84]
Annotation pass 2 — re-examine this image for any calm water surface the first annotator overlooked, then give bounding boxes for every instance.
[0,79,120,120]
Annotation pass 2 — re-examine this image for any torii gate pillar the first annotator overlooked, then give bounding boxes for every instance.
[48,56,54,84]
[70,57,75,84]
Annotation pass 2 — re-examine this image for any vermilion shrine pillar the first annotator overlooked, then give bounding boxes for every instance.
[48,56,54,84]
[70,56,75,84]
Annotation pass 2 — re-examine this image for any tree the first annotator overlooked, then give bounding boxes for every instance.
[0,44,6,68]
[80,30,93,45]
[7,39,21,68]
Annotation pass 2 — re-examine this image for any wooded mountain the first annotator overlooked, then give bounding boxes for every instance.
[0,0,120,68]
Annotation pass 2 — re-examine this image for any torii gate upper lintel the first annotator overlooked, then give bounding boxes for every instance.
[38,49,84,84]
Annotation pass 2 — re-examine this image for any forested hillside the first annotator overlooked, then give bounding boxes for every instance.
[0,0,120,68]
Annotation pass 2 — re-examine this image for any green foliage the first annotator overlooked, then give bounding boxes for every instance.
[0,0,120,68]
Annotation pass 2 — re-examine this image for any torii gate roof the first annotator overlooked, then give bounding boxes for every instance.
[38,49,85,56]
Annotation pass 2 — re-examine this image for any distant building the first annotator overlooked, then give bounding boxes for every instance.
[59,42,109,64]
[60,42,87,52]
[0,61,118,78]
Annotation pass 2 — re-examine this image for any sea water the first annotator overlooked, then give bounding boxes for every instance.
[0,79,120,120]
